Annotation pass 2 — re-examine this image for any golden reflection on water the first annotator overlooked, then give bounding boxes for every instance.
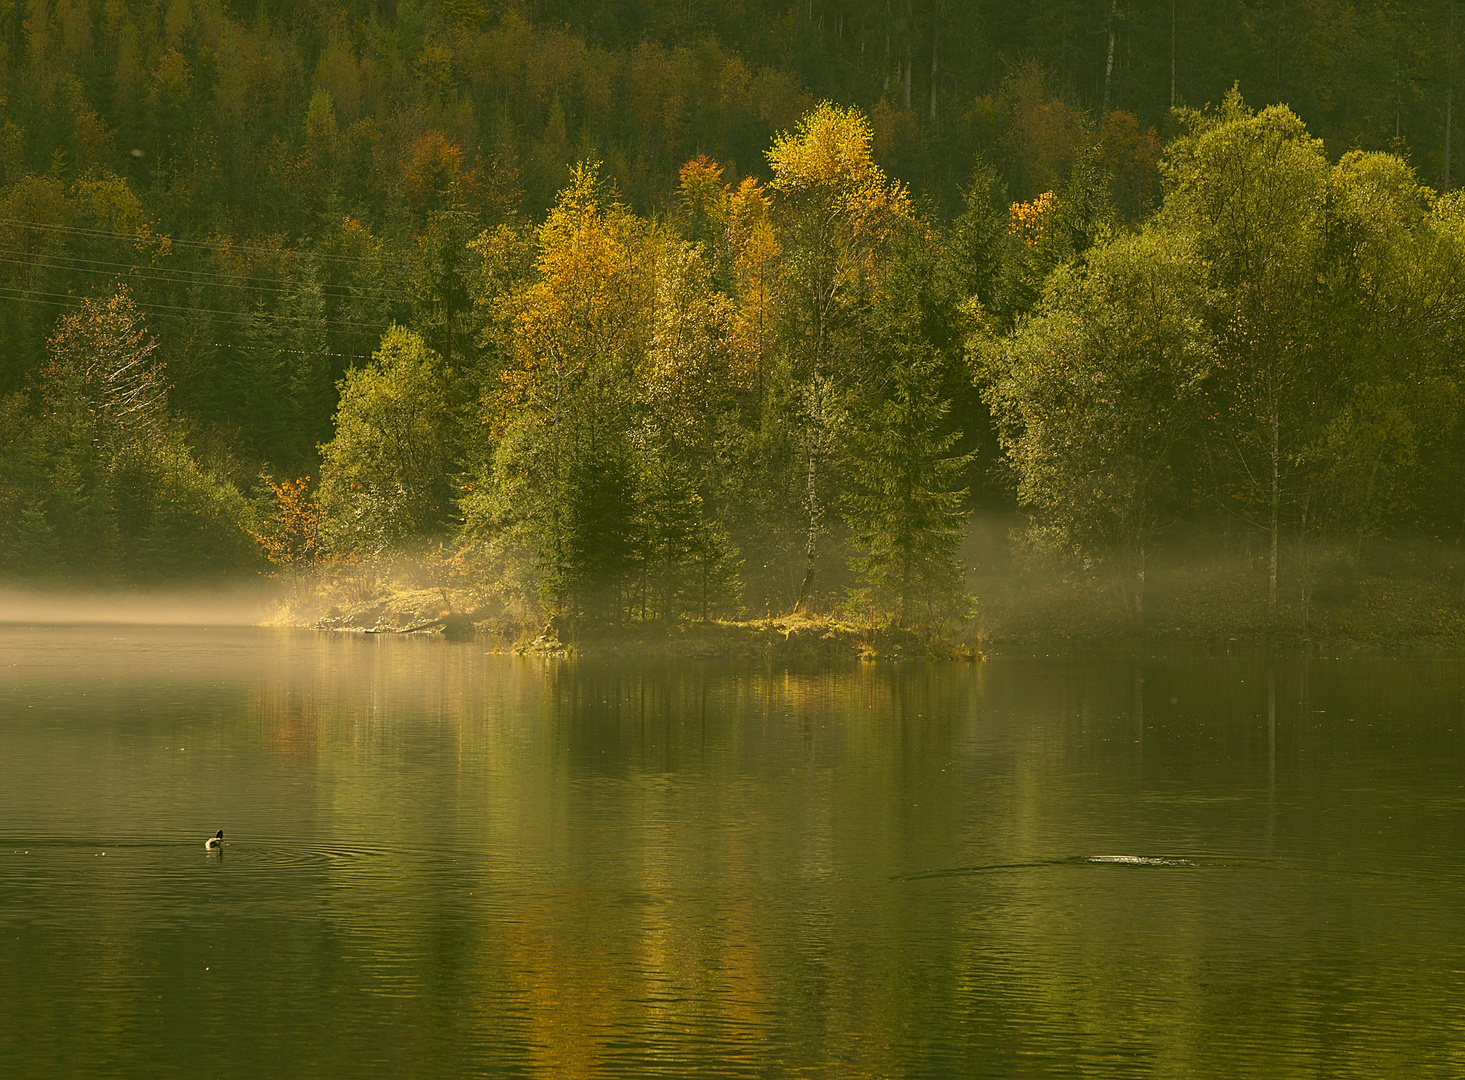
[2,628,1464,1077]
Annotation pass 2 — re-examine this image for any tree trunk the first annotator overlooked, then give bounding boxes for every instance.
[1297,489,1313,629]
[552,357,563,563]
[794,374,824,613]
[1103,1,1117,115]
[1269,406,1279,615]
[929,18,938,121]
[1449,0,1456,190]
[1170,0,1176,110]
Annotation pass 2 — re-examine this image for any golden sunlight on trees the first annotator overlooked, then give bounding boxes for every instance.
[5,0,1465,644]
[464,162,652,620]
[460,159,747,626]
[766,102,911,611]
[317,326,457,557]
[253,476,321,569]
[43,288,167,453]
[1007,190,1058,247]
[725,176,781,394]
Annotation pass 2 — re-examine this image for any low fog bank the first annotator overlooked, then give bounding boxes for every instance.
[955,509,1465,646]
[0,585,281,626]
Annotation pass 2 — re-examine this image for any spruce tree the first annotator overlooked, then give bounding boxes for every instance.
[845,227,972,633]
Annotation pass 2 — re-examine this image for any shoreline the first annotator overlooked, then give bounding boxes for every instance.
[309,602,962,662]
[275,561,1465,659]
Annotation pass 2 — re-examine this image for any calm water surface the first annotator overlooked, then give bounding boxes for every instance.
[1,625,1462,1077]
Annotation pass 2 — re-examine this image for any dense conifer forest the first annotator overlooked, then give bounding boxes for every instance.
[3,0,1465,638]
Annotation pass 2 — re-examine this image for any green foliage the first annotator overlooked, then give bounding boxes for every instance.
[981,228,1214,614]
[546,416,640,622]
[947,165,1009,318]
[1000,148,1118,326]
[316,326,458,556]
[1157,92,1462,611]
[458,409,554,621]
[4,2,1465,640]
[0,292,258,582]
[766,102,912,611]
[131,436,262,580]
[844,222,973,631]
[411,209,484,374]
[978,94,1465,620]
[635,443,743,622]
[465,370,744,626]
[463,164,745,626]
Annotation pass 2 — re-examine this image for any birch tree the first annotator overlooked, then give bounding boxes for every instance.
[1161,91,1331,613]
[766,103,910,612]
[981,228,1213,615]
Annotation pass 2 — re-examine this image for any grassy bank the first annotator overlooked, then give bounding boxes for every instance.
[293,591,960,662]
[263,562,971,660]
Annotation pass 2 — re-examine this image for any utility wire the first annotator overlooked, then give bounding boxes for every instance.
[0,245,405,298]
[0,218,421,265]
[0,249,404,302]
[0,285,391,332]
[0,289,377,359]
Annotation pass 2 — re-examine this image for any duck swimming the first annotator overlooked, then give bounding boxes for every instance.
[205,830,224,851]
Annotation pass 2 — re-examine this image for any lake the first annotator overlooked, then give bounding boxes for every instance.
[1,625,1462,1077]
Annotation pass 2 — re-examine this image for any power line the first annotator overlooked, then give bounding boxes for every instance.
[0,217,419,266]
[0,248,404,302]
[0,285,392,332]
[0,289,379,359]
[193,340,369,360]
[0,243,406,293]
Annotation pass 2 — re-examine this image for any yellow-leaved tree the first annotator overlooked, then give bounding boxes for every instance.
[465,161,654,621]
[765,103,910,611]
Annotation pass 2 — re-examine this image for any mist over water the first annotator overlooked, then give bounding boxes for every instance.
[0,587,277,627]
[2,626,1463,1078]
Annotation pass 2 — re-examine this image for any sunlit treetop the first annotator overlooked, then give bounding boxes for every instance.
[1009,191,1058,247]
[503,160,652,392]
[677,156,731,229]
[1160,87,1326,206]
[766,103,911,231]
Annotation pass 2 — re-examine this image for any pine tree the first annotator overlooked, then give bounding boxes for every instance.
[844,226,972,633]
[547,421,640,624]
[846,378,971,631]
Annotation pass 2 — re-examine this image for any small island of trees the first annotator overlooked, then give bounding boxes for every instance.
[3,1,1465,649]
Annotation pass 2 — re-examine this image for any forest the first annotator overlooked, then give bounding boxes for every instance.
[2,0,1465,638]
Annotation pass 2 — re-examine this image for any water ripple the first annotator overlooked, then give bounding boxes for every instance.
[896,854,1212,881]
